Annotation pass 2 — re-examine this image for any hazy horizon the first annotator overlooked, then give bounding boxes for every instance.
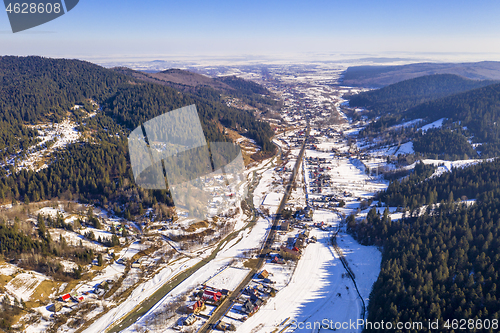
[1,0,500,66]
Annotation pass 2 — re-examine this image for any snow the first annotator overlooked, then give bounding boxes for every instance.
[389,118,423,130]
[119,208,274,332]
[238,214,381,333]
[395,141,414,155]
[82,255,204,333]
[205,266,251,291]
[420,118,446,132]
[5,272,48,302]
[262,192,283,208]
[49,229,107,251]
[0,262,19,276]
[16,66,422,332]
[407,158,489,178]
[59,260,78,273]
[16,118,81,172]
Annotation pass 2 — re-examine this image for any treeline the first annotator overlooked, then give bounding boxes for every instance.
[215,75,280,109]
[0,295,24,330]
[0,121,40,161]
[348,159,500,331]
[379,159,500,209]
[349,74,495,117]
[216,75,269,95]
[0,55,124,162]
[404,83,500,157]
[0,56,127,123]
[350,193,500,332]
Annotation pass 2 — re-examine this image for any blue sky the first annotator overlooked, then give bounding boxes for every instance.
[1,0,500,62]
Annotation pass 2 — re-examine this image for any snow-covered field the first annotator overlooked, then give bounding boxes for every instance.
[238,213,380,333]
[5,272,48,302]
[205,266,251,291]
[0,262,19,276]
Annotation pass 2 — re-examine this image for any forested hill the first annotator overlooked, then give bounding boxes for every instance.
[0,56,128,160]
[405,82,500,156]
[348,74,496,116]
[111,67,279,112]
[348,159,500,332]
[379,159,500,210]
[359,80,500,157]
[0,56,274,150]
[0,56,127,123]
[359,194,500,332]
[0,56,275,217]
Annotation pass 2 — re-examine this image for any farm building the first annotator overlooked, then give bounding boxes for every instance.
[60,293,71,302]
[294,237,305,249]
[272,256,285,264]
[242,299,255,314]
[217,321,236,331]
[242,298,263,314]
[298,230,309,239]
[71,294,84,303]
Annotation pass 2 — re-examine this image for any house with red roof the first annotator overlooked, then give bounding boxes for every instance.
[60,293,71,302]
[202,290,222,302]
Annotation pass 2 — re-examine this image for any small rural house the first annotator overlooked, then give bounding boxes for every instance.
[183,313,198,326]
[48,303,62,312]
[280,246,300,261]
[202,290,222,302]
[186,300,205,313]
[258,270,269,279]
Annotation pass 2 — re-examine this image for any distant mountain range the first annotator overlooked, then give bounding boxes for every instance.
[342,61,500,87]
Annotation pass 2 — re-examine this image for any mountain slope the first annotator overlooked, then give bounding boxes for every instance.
[348,74,497,116]
[112,67,232,91]
[0,56,275,217]
[360,80,500,158]
[111,67,279,112]
[0,56,128,160]
[348,159,500,329]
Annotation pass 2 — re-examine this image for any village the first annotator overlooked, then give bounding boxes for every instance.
[113,67,392,333]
